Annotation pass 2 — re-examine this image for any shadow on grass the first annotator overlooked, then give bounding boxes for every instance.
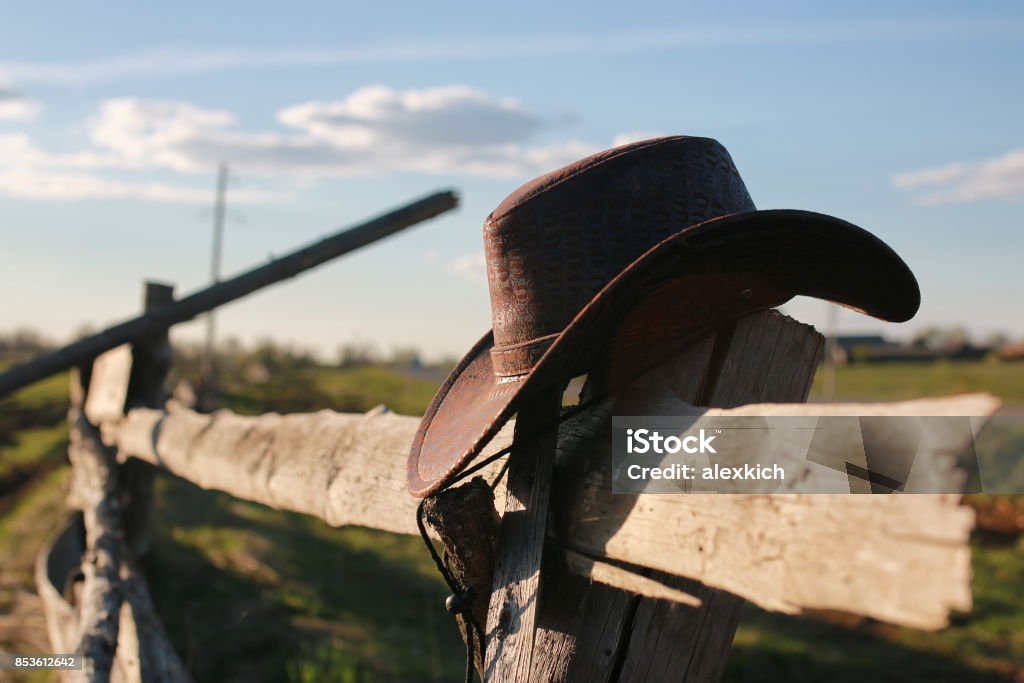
[146,474,464,683]
[727,605,1019,683]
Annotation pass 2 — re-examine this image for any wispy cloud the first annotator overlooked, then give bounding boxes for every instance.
[84,87,595,178]
[448,252,487,282]
[0,130,282,203]
[0,167,280,203]
[893,147,1024,204]
[1,20,1019,86]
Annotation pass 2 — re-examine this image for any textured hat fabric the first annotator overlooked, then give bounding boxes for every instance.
[407,136,920,497]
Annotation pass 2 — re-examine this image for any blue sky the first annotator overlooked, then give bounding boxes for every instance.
[1,2,1021,360]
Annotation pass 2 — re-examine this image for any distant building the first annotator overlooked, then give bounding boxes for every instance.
[829,335,992,364]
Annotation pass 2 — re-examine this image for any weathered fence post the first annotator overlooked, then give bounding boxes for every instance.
[38,282,191,682]
[122,282,174,555]
[66,387,125,683]
[484,385,563,679]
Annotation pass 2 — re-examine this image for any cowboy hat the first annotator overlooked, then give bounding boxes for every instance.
[407,136,919,497]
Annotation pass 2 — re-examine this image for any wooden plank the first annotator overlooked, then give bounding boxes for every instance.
[484,387,563,680]
[65,408,125,683]
[110,404,482,537]
[104,394,994,629]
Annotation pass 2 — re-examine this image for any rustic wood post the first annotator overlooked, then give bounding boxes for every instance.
[122,282,174,555]
[66,395,126,683]
[484,385,564,679]
[39,282,191,683]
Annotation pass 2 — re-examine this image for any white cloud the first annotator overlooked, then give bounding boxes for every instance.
[0,87,40,121]
[892,162,968,189]
[88,98,236,169]
[1,20,1021,86]
[448,252,487,282]
[279,85,542,149]
[893,148,1024,204]
[0,128,282,203]
[75,87,594,178]
[0,85,639,202]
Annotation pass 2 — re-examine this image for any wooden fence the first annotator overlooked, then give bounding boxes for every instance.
[3,192,1001,682]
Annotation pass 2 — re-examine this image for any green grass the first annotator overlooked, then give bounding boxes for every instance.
[810,361,1024,403]
[975,419,1024,493]
[311,366,443,416]
[0,466,69,551]
[216,366,442,417]
[728,534,1024,682]
[0,466,71,683]
[147,476,463,682]
[3,370,70,411]
[0,423,68,477]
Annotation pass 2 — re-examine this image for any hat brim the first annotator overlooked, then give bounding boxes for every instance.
[407,209,919,497]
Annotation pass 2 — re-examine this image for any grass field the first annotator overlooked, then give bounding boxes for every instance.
[0,359,1021,681]
[810,360,1024,403]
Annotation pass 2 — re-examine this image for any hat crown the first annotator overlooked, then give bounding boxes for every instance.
[483,136,756,369]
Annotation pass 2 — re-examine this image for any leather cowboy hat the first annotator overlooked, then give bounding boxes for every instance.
[407,135,919,497]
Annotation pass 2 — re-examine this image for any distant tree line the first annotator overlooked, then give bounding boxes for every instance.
[0,329,55,356]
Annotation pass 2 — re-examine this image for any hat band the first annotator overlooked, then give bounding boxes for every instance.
[490,333,559,377]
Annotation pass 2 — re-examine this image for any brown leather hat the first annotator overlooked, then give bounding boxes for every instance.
[407,136,919,497]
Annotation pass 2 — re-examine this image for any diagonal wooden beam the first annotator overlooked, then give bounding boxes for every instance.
[0,190,457,398]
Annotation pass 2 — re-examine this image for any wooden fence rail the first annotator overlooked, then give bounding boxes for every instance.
[93,394,991,630]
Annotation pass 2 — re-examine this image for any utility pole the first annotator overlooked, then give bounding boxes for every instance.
[200,162,228,410]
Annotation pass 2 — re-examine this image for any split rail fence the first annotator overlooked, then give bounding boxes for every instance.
[0,190,1001,682]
